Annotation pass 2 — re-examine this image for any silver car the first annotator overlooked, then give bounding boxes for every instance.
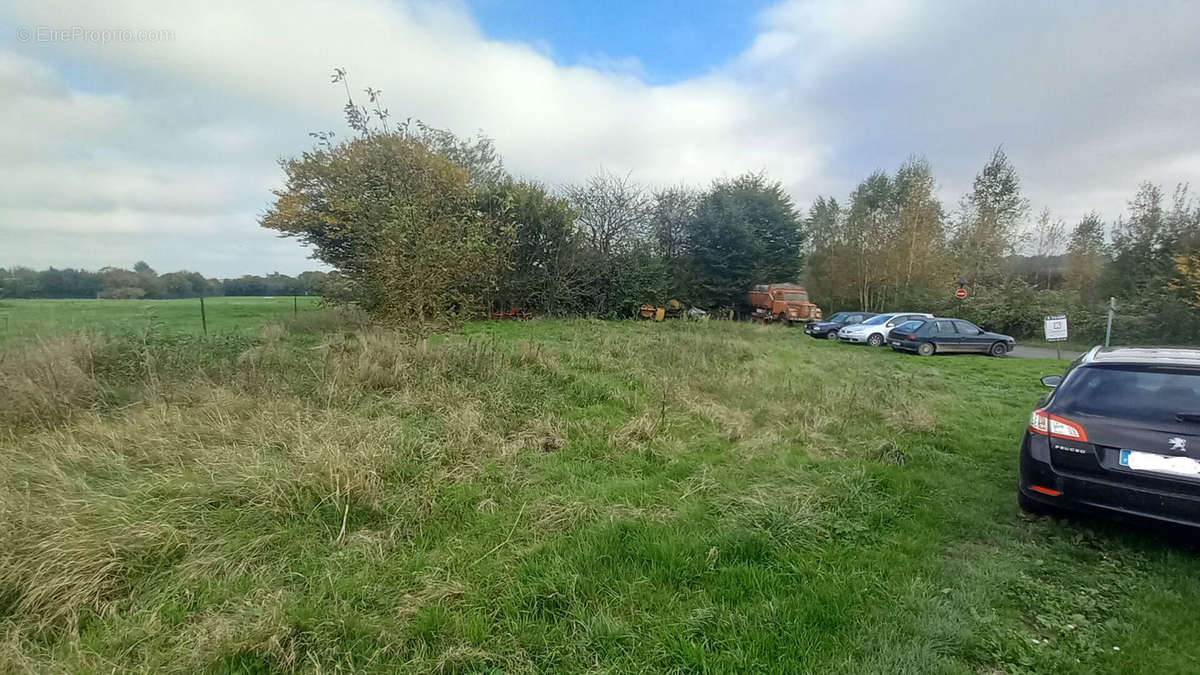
[838,312,934,346]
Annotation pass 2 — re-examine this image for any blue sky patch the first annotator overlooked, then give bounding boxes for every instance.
[463,0,773,83]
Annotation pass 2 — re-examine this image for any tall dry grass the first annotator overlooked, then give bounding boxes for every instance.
[0,334,105,430]
[0,321,567,662]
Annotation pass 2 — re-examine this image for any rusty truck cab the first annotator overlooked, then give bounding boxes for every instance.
[749,283,823,324]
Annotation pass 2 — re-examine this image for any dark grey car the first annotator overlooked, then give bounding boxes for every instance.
[1019,347,1200,528]
[887,318,1015,356]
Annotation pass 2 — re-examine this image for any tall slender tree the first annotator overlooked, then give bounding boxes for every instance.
[890,157,946,296]
[844,171,895,309]
[1028,208,1067,289]
[1105,182,1169,296]
[1065,212,1107,299]
[953,147,1029,285]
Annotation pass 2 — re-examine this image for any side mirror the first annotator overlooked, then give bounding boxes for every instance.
[1040,375,1062,388]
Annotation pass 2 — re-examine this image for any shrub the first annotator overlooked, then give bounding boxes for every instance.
[261,134,506,325]
[278,305,371,335]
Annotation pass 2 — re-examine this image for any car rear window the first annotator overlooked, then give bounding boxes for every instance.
[1056,366,1200,424]
[893,320,924,332]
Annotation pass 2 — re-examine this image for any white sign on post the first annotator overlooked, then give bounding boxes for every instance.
[1044,315,1068,342]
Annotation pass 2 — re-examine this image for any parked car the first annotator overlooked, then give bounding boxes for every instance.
[887,317,1015,356]
[1018,346,1200,529]
[805,311,877,339]
[837,312,932,346]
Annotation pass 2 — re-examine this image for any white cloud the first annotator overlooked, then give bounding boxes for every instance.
[0,0,1197,276]
[740,0,1200,223]
[576,53,646,80]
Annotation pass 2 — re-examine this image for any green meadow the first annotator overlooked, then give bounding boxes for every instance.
[1,310,1197,673]
[0,297,322,345]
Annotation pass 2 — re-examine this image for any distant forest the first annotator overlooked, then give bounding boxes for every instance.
[0,262,333,299]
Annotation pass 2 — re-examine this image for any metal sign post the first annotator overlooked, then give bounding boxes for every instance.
[1104,297,1116,347]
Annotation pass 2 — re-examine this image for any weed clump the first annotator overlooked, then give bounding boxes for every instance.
[0,334,104,430]
[279,305,371,335]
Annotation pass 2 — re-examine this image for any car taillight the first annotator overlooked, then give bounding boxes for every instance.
[904,333,917,339]
[1028,409,1088,442]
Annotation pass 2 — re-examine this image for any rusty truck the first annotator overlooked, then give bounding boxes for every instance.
[747,283,823,324]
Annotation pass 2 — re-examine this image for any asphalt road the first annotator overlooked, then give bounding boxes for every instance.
[1010,345,1083,360]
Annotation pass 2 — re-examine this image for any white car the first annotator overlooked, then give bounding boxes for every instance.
[838,312,934,346]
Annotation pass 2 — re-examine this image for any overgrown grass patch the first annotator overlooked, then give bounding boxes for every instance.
[1,317,1197,672]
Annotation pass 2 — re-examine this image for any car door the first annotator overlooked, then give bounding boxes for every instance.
[931,319,960,351]
[952,320,987,353]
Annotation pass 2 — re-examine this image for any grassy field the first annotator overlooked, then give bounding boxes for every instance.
[0,297,323,344]
[2,312,1199,673]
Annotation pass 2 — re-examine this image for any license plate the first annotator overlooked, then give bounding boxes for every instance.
[889,341,900,347]
[1119,449,1200,477]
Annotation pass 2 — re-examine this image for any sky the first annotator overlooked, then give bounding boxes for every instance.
[1,0,1198,277]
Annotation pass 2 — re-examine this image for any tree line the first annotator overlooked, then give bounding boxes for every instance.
[14,71,1197,346]
[260,73,1199,343]
[0,263,333,299]
[806,149,1200,342]
[260,71,803,324]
